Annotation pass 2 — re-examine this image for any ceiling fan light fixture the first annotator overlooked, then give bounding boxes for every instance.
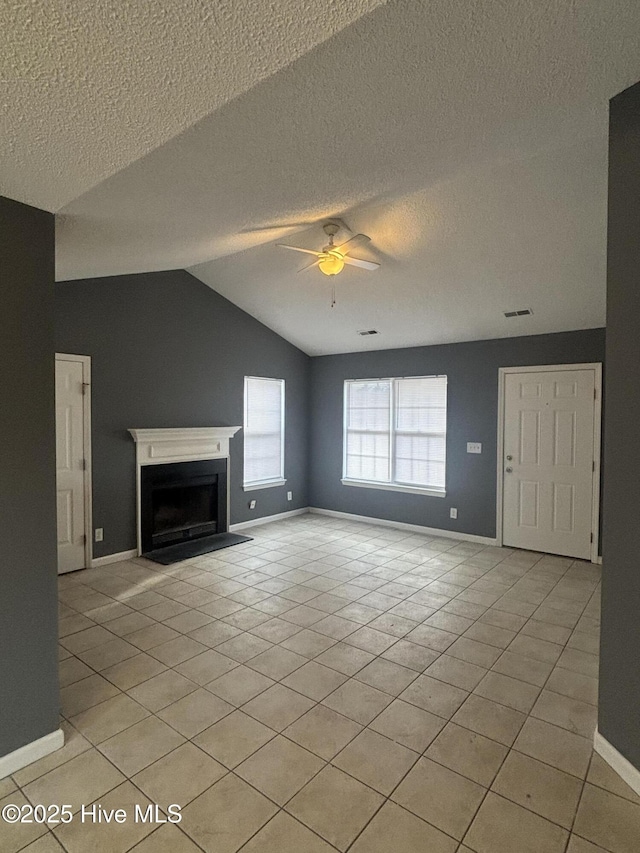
[318,251,345,276]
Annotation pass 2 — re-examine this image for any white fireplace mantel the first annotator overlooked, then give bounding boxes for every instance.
[129,427,241,555]
[129,427,241,466]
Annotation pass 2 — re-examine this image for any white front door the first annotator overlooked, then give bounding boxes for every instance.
[55,356,89,573]
[502,367,597,560]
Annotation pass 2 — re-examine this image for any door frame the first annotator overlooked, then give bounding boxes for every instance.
[55,353,93,571]
[496,362,602,564]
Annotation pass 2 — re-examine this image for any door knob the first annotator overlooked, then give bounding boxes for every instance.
[505,467,513,473]
[506,455,513,461]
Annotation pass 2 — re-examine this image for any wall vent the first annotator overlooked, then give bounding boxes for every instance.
[357,329,379,336]
[504,308,533,318]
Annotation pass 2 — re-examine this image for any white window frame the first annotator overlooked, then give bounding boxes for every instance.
[243,376,286,491]
[341,375,447,498]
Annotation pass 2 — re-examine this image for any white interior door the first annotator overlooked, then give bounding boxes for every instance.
[502,368,597,560]
[56,356,89,573]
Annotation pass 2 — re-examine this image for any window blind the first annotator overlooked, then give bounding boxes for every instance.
[344,380,392,483]
[394,376,447,490]
[344,375,447,492]
[243,377,285,487]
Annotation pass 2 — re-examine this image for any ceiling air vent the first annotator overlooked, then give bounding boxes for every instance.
[358,329,379,336]
[504,308,533,318]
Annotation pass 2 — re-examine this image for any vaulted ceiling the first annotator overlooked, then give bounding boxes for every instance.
[4,1,640,355]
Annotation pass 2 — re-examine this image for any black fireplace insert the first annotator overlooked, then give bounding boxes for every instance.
[140,459,227,554]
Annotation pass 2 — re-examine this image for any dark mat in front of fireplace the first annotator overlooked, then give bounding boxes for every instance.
[143,532,252,565]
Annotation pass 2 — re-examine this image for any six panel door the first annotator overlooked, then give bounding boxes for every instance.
[502,369,596,560]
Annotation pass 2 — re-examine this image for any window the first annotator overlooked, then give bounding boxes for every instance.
[342,375,447,496]
[243,377,286,490]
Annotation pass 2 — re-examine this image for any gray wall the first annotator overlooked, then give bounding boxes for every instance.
[599,82,640,769]
[55,271,309,558]
[309,329,605,538]
[0,195,59,757]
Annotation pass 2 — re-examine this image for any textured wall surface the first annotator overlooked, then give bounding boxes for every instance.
[0,195,59,757]
[309,328,605,538]
[55,271,310,558]
[599,81,640,769]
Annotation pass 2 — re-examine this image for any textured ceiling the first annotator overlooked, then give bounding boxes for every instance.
[5,1,640,354]
[193,134,608,354]
[0,0,385,211]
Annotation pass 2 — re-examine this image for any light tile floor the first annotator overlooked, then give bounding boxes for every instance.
[3,514,640,852]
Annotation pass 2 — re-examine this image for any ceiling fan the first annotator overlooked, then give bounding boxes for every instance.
[277,222,380,277]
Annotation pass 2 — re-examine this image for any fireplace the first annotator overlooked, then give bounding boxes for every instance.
[140,459,227,554]
[129,427,246,563]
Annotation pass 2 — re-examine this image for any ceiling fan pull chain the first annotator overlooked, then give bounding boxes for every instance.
[331,283,336,308]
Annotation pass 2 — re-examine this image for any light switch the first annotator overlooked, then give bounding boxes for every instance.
[467,442,482,454]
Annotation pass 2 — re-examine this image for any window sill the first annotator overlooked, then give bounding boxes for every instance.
[243,479,287,492]
[341,479,446,498]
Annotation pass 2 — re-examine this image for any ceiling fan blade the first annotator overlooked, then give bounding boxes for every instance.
[277,244,322,257]
[298,259,320,273]
[336,233,370,255]
[241,221,317,234]
[342,255,380,271]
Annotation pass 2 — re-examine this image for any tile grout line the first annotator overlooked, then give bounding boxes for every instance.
[48,517,605,853]
[457,560,598,851]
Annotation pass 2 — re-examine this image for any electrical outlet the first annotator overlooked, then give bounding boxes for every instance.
[249,500,256,510]
[449,508,458,519]
[467,442,482,454]
[94,528,104,542]
[287,491,293,501]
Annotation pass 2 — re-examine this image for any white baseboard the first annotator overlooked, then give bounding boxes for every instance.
[308,507,498,546]
[594,729,640,797]
[91,549,137,568]
[230,508,309,532]
[0,728,64,781]
[93,511,497,558]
